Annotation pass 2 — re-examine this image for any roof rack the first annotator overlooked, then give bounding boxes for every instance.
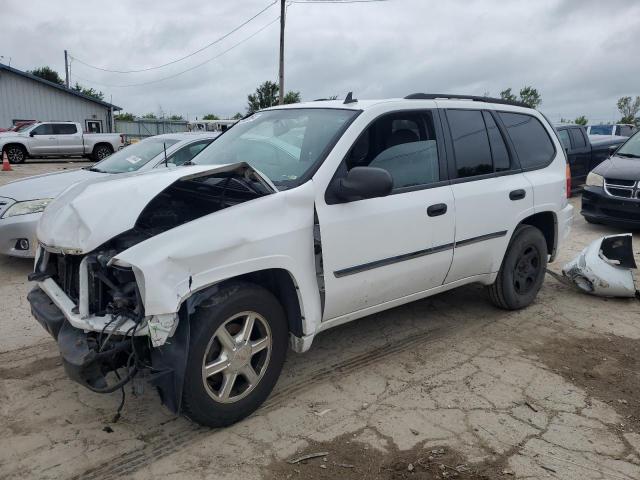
[404,93,529,108]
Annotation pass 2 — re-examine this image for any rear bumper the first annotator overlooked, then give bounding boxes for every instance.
[581,186,640,228]
[0,212,40,257]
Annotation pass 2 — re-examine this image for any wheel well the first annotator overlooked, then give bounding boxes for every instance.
[519,211,556,257]
[3,143,27,153]
[93,142,113,153]
[217,269,304,337]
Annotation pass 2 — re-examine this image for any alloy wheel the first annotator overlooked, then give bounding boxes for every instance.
[201,311,272,404]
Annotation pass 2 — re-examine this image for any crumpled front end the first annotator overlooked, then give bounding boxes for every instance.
[28,162,278,412]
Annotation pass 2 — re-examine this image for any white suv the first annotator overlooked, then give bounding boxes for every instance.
[28,94,573,427]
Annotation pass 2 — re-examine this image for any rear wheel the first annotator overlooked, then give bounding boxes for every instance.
[182,283,288,427]
[92,144,113,161]
[487,225,547,310]
[4,145,26,164]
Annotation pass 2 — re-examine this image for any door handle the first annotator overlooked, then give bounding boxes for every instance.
[509,189,526,201]
[427,203,447,217]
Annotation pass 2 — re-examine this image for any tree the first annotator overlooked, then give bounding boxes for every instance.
[518,86,542,109]
[168,114,184,121]
[500,86,542,109]
[114,112,135,121]
[246,80,301,114]
[617,96,640,125]
[202,114,219,120]
[71,82,104,101]
[500,88,517,102]
[28,66,64,85]
[142,113,157,119]
[232,112,244,120]
[574,115,588,126]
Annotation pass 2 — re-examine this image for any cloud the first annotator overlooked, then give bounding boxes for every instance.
[1,0,639,123]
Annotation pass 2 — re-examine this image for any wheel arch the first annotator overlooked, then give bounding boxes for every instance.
[518,210,557,261]
[184,268,305,338]
[2,142,28,156]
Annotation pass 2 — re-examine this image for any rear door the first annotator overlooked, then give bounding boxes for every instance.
[28,124,57,155]
[317,109,455,321]
[442,108,535,283]
[53,123,83,155]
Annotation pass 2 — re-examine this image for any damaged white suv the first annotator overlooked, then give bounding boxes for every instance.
[28,94,573,427]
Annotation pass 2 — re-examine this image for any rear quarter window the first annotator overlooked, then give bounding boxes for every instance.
[498,112,555,169]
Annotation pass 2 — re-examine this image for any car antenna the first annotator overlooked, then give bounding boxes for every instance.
[163,141,168,167]
[344,92,357,104]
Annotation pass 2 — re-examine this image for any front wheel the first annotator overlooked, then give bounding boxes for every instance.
[182,283,288,427]
[4,145,26,164]
[487,225,547,310]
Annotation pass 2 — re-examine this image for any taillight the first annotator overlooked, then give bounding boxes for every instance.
[566,163,572,198]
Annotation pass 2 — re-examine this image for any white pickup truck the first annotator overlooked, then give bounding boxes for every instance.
[28,94,573,427]
[0,121,123,163]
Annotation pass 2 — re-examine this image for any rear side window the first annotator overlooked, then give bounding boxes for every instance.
[483,111,510,172]
[53,124,78,134]
[447,109,493,178]
[498,112,555,169]
[569,128,586,148]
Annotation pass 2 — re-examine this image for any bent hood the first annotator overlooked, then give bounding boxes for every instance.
[592,156,640,181]
[37,163,276,254]
[0,168,103,201]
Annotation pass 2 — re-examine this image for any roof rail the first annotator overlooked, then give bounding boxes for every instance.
[404,93,529,108]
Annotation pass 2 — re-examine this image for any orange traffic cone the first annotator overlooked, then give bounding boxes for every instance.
[2,151,11,171]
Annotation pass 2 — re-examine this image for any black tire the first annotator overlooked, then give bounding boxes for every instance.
[92,144,113,161]
[182,282,288,427]
[487,225,548,310]
[584,216,600,225]
[4,145,27,164]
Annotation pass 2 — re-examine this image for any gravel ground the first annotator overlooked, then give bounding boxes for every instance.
[1,162,639,480]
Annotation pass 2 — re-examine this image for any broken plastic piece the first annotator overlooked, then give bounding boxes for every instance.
[562,234,637,297]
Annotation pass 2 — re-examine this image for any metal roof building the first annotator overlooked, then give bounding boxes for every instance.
[0,63,121,133]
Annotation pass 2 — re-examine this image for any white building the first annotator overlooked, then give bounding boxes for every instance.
[0,63,121,132]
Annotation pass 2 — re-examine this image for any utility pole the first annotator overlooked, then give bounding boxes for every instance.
[64,50,69,88]
[278,0,285,105]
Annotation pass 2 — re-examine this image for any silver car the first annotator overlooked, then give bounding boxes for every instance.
[0,132,218,257]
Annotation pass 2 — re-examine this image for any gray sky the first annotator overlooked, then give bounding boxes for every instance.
[2,0,638,122]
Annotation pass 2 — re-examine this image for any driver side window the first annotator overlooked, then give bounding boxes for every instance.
[31,124,53,135]
[344,111,441,190]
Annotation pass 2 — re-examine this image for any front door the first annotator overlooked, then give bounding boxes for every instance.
[316,109,455,321]
[567,127,590,184]
[28,124,58,155]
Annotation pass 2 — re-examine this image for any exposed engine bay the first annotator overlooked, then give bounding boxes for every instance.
[28,166,274,411]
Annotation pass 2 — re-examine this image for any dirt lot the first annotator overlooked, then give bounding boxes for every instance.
[1,162,639,480]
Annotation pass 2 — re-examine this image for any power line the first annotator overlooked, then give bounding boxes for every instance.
[70,1,277,74]
[72,17,280,88]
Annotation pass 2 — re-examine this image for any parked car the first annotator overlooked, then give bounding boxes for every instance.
[28,94,573,427]
[586,124,637,138]
[0,132,218,257]
[554,124,626,186]
[0,121,124,163]
[0,120,36,133]
[582,130,640,227]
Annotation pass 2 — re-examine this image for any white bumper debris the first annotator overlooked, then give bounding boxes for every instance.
[562,233,637,297]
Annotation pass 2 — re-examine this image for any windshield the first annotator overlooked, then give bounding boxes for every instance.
[589,125,614,136]
[15,123,35,132]
[91,137,180,173]
[616,132,640,158]
[193,108,358,187]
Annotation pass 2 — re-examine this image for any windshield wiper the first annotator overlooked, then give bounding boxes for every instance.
[616,152,640,159]
[87,167,106,173]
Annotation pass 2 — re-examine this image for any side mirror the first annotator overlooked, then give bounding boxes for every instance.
[29,131,36,137]
[608,145,618,156]
[330,166,393,202]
